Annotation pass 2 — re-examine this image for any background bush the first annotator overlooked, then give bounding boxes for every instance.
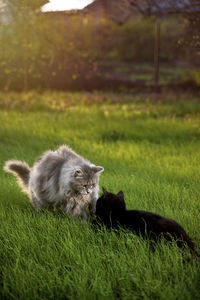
[0,1,199,90]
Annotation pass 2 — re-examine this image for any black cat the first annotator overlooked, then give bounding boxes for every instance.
[95,188,199,257]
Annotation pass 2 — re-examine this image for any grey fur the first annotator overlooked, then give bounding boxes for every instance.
[4,145,104,221]
[4,160,30,194]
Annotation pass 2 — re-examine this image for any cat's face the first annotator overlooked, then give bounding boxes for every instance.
[70,165,104,196]
[96,188,126,220]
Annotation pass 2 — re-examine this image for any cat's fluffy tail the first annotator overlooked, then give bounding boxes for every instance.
[4,160,30,193]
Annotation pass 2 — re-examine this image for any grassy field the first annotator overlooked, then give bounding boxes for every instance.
[0,91,200,300]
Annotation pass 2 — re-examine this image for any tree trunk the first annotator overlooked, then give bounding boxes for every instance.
[154,19,160,92]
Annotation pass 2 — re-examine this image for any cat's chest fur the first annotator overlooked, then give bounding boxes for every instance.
[63,190,92,205]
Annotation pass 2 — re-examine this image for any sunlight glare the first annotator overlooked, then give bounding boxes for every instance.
[42,0,94,12]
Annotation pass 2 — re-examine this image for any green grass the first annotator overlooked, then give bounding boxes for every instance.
[0,91,200,299]
[112,62,200,86]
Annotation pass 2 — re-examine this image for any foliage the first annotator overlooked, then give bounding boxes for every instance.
[179,13,200,51]
[0,1,199,90]
[5,0,49,14]
[182,69,200,86]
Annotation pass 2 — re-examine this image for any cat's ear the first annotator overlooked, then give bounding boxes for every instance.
[102,187,108,196]
[117,191,124,201]
[117,191,126,209]
[93,166,104,174]
[73,168,83,178]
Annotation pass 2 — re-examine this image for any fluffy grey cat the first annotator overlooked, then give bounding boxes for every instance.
[4,145,104,221]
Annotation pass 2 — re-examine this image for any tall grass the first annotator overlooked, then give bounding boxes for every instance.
[0,92,200,299]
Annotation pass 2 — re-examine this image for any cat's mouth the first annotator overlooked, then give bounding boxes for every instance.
[72,189,90,196]
[81,191,91,195]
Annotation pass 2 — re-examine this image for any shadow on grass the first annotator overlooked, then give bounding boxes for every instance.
[101,128,200,144]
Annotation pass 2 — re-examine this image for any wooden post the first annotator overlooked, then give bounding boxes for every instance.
[154,19,160,92]
[23,45,28,91]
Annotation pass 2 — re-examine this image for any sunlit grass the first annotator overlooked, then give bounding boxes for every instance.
[0,92,200,299]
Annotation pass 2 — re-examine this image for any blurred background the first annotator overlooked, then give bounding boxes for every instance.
[0,0,199,92]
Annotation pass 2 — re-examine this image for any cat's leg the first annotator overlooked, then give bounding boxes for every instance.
[63,200,88,222]
[30,190,46,210]
[71,204,88,221]
[79,208,88,223]
[88,190,98,217]
[63,198,76,215]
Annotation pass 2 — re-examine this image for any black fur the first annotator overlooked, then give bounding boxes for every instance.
[95,188,199,256]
